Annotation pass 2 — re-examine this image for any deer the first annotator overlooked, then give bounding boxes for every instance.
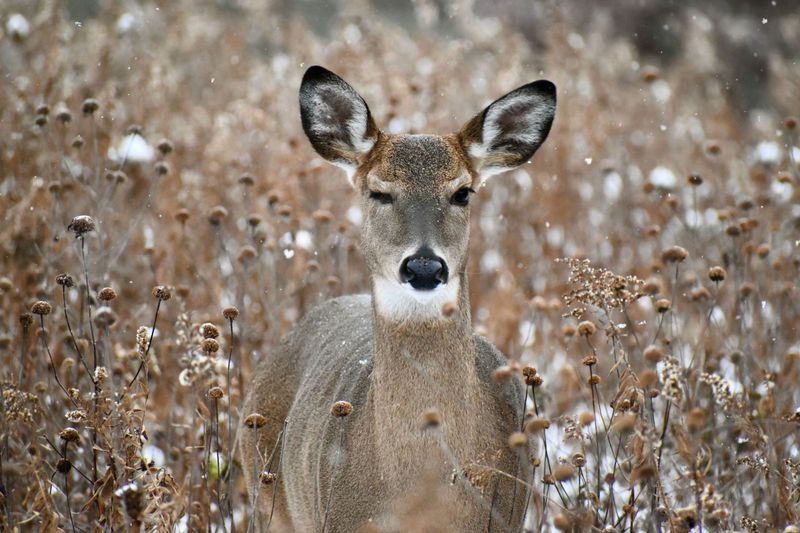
[240,65,556,532]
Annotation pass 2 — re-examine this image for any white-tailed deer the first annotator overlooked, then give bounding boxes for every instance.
[240,66,556,532]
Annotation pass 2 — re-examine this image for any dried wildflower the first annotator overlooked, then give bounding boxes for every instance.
[660,357,683,405]
[587,374,602,386]
[690,286,711,301]
[661,245,688,263]
[247,214,263,228]
[56,458,71,474]
[530,375,543,387]
[238,173,255,186]
[244,413,267,429]
[238,245,257,264]
[116,482,144,522]
[260,471,276,485]
[136,326,149,359]
[492,365,512,383]
[81,98,99,115]
[208,386,224,399]
[31,301,52,315]
[441,301,457,318]
[0,277,12,292]
[610,414,636,433]
[312,209,334,223]
[578,411,594,426]
[157,138,174,155]
[71,134,85,149]
[223,306,240,320]
[59,427,80,443]
[34,115,48,127]
[97,287,117,301]
[705,141,721,155]
[559,258,642,318]
[561,324,576,337]
[581,355,597,366]
[331,400,353,417]
[152,285,171,301]
[56,273,75,288]
[577,321,596,336]
[525,418,550,432]
[208,205,228,225]
[553,463,576,482]
[521,366,537,386]
[65,409,87,423]
[94,307,117,327]
[154,161,169,176]
[643,345,664,363]
[420,408,441,429]
[175,208,191,224]
[639,369,658,389]
[687,174,703,186]
[655,299,671,313]
[200,323,220,339]
[699,373,738,411]
[201,338,220,354]
[708,266,726,282]
[508,432,527,448]
[67,215,95,237]
[572,452,586,468]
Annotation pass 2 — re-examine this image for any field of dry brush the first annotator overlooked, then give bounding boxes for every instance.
[1,1,799,531]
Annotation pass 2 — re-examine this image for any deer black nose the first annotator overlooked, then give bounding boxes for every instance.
[400,250,448,290]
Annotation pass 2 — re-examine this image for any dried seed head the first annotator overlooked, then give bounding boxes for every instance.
[420,408,441,429]
[34,115,48,127]
[611,414,637,433]
[331,400,353,417]
[237,245,257,264]
[59,427,80,443]
[55,105,72,124]
[725,225,741,237]
[222,306,240,320]
[661,245,688,263]
[152,285,171,301]
[582,355,597,367]
[525,418,551,432]
[94,366,108,382]
[708,266,726,282]
[587,374,602,386]
[641,65,659,82]
[31,301,52,316]
[704,141,721,155]
[508,432,528,448]
[577,321,597,336]
[561,324,576,337]
[201,338,220,354]
[0,277,12,292]
[93,307,117,327]
[247,214,263,227]
[690,286,711,301]
[175,208,191,224]
[441,301,458,318]
[578,411,595,426]
[244,413,267,429]
[200,323,220,339]
[19,313,33,329]
[312,209,334,223]
[67,215,96,237]
[756,243,770,258]
[785,117,798,130]
[126,124,143,136]
[655,299,671,313]
[639,369,658,388]
[687,174,703,186]
[81,98,99,116]
[553,463,576,482]
[154,161,169,176]
[208,386,224,399]
[97,287,117,301]
[157,138,174,155]
[208,205,229,226]
[116,482,143,522]
[492,365,513,383]
[687,407,706,431]
[572,453,586,468]
[56,458,72,473]
[260,471,276,485]
[522,366,537,386]
[71,135,85,149]
[36,104,50,116]
[56,273,75,288]
[238,173,255,186]
[530,375,543,387]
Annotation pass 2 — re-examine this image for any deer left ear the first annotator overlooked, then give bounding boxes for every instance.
[458,80,556,183]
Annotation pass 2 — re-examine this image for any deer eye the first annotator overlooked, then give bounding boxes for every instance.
[369,190,394,205]
[450,187,474,207]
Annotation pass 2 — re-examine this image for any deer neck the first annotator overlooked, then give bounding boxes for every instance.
[368,274,484,480]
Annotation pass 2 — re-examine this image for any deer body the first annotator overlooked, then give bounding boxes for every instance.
[240,66,556,532]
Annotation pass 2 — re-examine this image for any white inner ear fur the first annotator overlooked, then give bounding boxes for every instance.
[467,92,554,181]
[373,276,460,322]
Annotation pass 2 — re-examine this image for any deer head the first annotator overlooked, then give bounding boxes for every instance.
[300,66,556,322]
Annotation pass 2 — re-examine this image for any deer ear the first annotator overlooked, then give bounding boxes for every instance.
[458,80,556,183]
[299,66,379,183]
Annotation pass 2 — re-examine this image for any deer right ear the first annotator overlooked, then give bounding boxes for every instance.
[299,66,379,184]
[458,80,556,185]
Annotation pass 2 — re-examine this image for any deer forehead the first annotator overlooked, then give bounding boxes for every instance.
[362,134,474,190]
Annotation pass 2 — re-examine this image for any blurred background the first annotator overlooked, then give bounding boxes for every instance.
[1,0,799,530]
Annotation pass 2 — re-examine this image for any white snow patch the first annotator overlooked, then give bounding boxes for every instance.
[108,134,155,163]
[7,14,30,39]
[649,166,676,188]
[295,229,313,251]
[755,141,781,165]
